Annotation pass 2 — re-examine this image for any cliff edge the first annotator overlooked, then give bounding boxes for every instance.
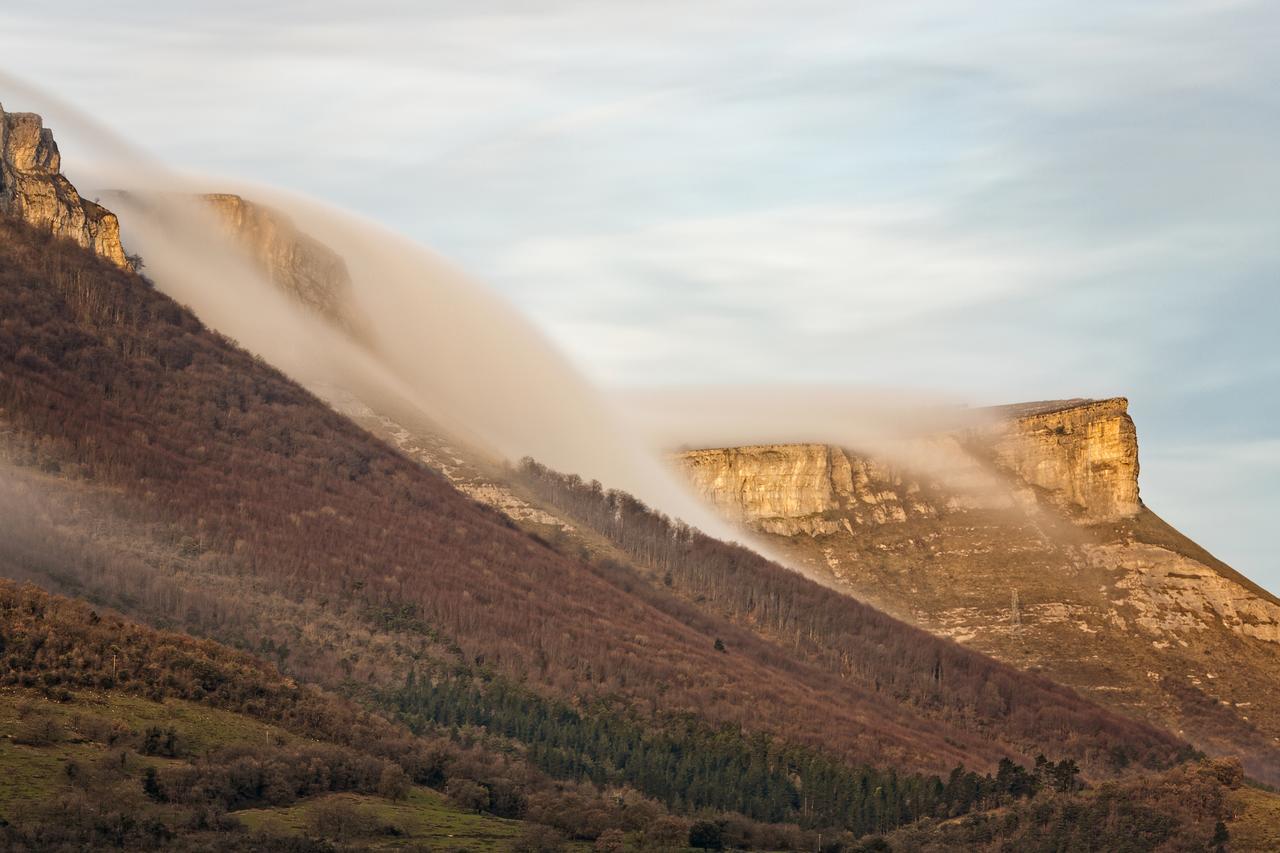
[674,397,1280,785]
[201,193,370,340]
[987,397,1140,521]
[0,104,132,270]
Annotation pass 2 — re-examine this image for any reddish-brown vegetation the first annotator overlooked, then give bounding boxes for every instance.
[517,460,1195,776]
[0,579,707,849]
[0,217,1188,780]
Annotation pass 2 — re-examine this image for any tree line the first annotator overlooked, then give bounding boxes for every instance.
[515,457,1191,778]
[386,669,1081,837]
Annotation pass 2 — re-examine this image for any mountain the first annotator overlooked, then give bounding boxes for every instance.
[0,201,1192,781]
[6,106,1273,849]
[0,109,1198,773]
[673,398,1280,785]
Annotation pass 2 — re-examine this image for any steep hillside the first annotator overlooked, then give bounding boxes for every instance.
[0,210,1194,782]
[0,116,1201,800]
[3,576,1262,851]
[674,399,1280,785]
[0,579,526,851]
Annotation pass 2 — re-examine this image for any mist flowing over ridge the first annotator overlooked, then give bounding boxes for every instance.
[0,73,750,536]
[5,58,1280,851]
[0,71,1023,549]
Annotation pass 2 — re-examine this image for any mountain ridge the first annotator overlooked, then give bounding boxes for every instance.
[1,103,1275,849]
[672,398,1280,784]
[161,179,1280,783]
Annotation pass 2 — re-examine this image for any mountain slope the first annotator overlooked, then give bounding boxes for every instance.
[0,579,525,851]
[191,192,1280,780]
[672,398,1280,785]
[0,155,1195,794]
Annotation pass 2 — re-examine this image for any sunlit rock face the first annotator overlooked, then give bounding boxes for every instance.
[201,193,372,341]
[988,398,1140,521]
[681,443,939,536]
[674,397,1280,786]
[0,105,131,270]
[682,444,843,535]
[681,399,1141,533]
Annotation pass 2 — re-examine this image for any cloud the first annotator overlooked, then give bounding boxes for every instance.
[492,202,1064,383]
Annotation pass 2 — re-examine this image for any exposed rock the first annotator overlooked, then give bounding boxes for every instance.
[986,398,1140,521]
[1096,542,1280,644]
[201,193,373,341]
[680,399,1141,532]
[683,444,839,519]
[683,443,934,535]
[0,104,132,270]
[673,397,1280,785]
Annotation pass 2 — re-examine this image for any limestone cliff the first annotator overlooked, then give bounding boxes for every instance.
[682,398,1141,533]
[681,443,935,535]
[0,105,131,270]
[985,398,1141,521]
[674,397,1280,785]
[201,193,372,341]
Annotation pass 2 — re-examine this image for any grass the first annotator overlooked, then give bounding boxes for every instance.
[0,687,295,750]
[0,687,294,812]
[1229,784,1280,852]
[0,687,525,849]
[235,787,522,850]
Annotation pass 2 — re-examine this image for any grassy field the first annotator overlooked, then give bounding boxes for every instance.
[0,688,525,850]
[237,788,522,850]
[1229,784,1280,852]
[0,687,295,811]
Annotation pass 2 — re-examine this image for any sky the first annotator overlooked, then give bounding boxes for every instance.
[1,1,1277,591]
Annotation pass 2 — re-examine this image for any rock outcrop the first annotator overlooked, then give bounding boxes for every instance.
[681,443,936,535]
[673,397,1280,785]
[682,399,1142,534]
[986,398,1140,521]
[201,193,372,341]
[0,105,132,270]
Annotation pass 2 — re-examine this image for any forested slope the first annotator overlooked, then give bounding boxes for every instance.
[513,459,1199,778]
[0,579,524,850]
[0,216,1190,807]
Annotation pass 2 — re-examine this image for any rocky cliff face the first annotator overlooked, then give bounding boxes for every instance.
[201,193,371,341]
[674,397,1280,785]
[682,398,1141,534]
[681,443,938,535]
[985,398,1141,521]
[0,105,131,270]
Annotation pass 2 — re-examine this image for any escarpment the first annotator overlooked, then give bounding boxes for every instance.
[987,398,1141,521]
[681,443,942,536]
[201,193,373,341]
[682,398,1142,534]
[0,104,132,270]
[674,397,1280,786]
